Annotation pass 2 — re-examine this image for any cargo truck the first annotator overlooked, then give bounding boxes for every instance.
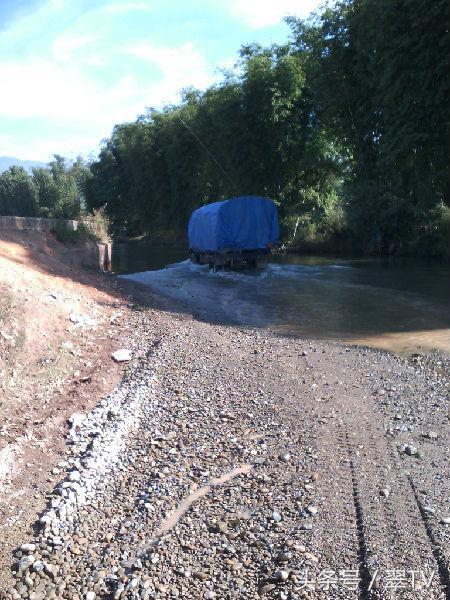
[188,196,279,270]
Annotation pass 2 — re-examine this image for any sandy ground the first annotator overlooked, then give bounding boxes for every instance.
[1,232,449,599]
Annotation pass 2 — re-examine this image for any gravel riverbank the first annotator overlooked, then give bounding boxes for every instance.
[5,298,450,599]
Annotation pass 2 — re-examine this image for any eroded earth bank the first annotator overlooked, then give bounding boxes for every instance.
[2,284,449,599]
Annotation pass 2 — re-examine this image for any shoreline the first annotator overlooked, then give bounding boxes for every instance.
[3,283,449,598]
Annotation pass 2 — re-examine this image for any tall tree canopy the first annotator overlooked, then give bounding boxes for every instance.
[288,0,449,251]
[84,43,342,244]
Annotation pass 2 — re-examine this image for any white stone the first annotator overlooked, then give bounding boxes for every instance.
[39,515,51,525]
[68,470,81,482]
[69,413,85,428]
[111,349,132,362]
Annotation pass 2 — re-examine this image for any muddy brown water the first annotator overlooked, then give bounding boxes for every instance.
[114,241,450,354]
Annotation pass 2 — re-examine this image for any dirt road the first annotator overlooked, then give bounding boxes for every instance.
[4,297,449,599]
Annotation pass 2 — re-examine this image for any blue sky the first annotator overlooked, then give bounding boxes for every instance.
[0,0,322,161]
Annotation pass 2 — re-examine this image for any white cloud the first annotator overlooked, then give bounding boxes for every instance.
[52,32,101,62]
[0,40,215,160]
[0,0,217,160]
[0,59,99,121]
[229,0,320,28]
[1,0,317,161]
[0,54,172,126]
[125,42,214,100]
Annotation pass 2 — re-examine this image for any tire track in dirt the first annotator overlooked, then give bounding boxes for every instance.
[408,475,450,597]
[344,428,376,600]
[303,417,362,599]
[343,396,446,599]
[278,356,364,599]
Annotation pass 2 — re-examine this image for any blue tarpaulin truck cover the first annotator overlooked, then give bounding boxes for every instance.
[188,196,279,252]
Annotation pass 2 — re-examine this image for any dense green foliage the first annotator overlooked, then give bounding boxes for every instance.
[0,156,87,220]
[84,0,449,255]
[287,0,450,254]
[84,45,343,246]
[4,0,449,256]
[0,166,40,217]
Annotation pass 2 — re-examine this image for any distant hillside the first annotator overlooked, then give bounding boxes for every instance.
[0,156,47,174]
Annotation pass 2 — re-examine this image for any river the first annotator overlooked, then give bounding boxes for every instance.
[114,241,450,354]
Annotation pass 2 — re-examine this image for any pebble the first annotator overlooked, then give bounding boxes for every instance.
[422,506,435,514]
[274,570,289,582]
[193,571,209,581]
[18,555,35,570]
[261,584,276,594]
[10,310,448,599]
[32,561,45,573]
[20,543,36,553]
[39,515,51,525]
[272,511,282,522]
[276,552,291,563]
[304,552,319,563]
[111,349,132,362]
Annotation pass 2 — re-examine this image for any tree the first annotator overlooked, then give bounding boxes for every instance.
[288,0,450,250]
[0,167,39,217]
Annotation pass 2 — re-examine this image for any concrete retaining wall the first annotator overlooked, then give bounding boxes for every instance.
[0,216,78,232]
[59,242,112,271]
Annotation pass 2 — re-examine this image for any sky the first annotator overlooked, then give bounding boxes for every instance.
[0,0,322,162]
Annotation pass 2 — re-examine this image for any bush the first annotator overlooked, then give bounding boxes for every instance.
[51,207,110,245]
[82,207,110,243]
[51,221,98,244]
